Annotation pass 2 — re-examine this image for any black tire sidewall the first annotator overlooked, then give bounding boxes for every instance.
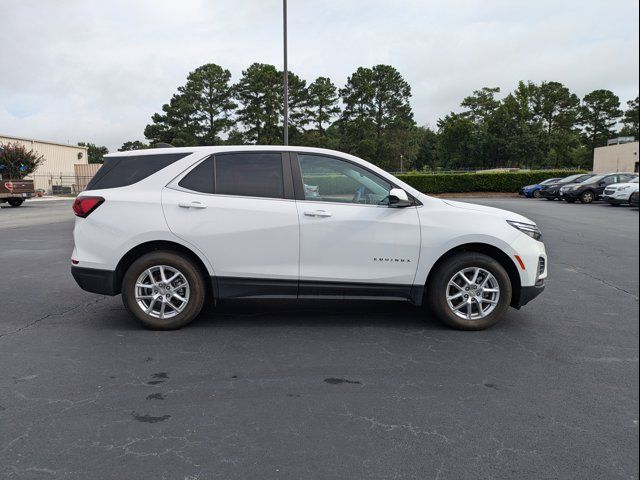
[427,252,512,330]
[121,251,206,330]
[533,190,541,198]
[8,198,24,207]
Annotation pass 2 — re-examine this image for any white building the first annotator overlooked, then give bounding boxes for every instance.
[593,140,639,174]
[0,134,89,192]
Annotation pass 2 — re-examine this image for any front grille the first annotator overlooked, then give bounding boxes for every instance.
[538,257,546,278]
[604,188,615,195]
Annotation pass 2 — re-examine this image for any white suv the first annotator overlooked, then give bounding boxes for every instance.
[71,146,547,330]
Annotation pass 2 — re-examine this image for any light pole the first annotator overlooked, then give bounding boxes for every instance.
[283,0,289,146]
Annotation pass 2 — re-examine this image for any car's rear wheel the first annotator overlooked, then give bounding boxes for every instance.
[121,251,206,330]
[427,252,512,330]
[580,191,595,204]
[7,198,24,207]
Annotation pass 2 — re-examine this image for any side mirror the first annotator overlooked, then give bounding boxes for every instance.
[388,188,412,208]
[599,181,606,186]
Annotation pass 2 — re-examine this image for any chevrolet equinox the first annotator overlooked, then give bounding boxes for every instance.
[71,146,547,330]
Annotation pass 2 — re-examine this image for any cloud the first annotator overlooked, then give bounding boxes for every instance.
[1,0,638,150]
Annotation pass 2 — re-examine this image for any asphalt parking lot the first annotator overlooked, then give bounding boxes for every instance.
[1,198,638,480]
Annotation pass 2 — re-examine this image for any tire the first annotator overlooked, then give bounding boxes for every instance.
[426,252,512,331]
[532,190,541,198]
[580,191,595,204]
[121,250,206,330]
[7,198,24,207]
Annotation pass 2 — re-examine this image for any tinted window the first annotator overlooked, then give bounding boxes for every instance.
[178,156,214,193]
[215,153,284,199]
[298,155,391,205]
[86,153,190,190]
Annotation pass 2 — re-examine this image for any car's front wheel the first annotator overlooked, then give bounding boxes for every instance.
[532,190,541,198]
[427,252,512,330]
[580,191,595,204]
[121,251,206,330]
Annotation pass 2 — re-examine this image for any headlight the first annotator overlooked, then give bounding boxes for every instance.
[617,186,630,191]
[568,185,581,190]
[507,220,542,241]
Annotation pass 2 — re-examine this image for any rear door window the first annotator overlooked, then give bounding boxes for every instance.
[214,153,284,199]
[86,152,190,190]
[178,156,214,193]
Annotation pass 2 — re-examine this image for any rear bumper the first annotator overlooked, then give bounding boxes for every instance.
[513,280,545,308]
[71,266,119,295]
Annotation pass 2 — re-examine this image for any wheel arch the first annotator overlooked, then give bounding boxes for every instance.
[425,243,522,308]
[115,240,212,297]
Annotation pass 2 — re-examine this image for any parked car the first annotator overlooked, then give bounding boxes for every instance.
[0,177,35,207]
[602,177,639,206]
[559,173,638,204]
[71,146,547,331]
[538,174,595,200]
[519,178,561,198]
[630,191,639,208]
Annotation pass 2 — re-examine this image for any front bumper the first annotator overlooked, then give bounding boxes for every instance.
[603,191,634,204]
[539,189,558,199]
[71,266,120,295]
[514,280,545,308]
[559,190,580,200]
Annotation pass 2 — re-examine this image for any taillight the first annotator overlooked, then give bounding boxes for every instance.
[73,196,104,218]
[4,182,13,192]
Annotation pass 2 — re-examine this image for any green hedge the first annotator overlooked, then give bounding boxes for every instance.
[396,170,586,194]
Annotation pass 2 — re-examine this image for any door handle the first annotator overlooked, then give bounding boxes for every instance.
[304,210,332,217]
[178,201,207,209]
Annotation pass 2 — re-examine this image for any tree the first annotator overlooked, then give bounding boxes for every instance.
[0,142,44,178]
[579,89,623,151]
[436,113,477,170]
[531,81,581,166]
[339,65,415,168]
[144,90,200,146]
[307,77,340,133]
[285,72,312,142]
[234,63,283,144]
[461,87,501,123]
[144,63,236,146]
[413,126,439,171]
[78,142,109,164]
[187,64,236,144]
[620,96,639,137]
[118,140,149,151]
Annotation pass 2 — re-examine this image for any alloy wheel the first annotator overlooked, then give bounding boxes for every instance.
[446,267,500,321]
[134,265,190,319]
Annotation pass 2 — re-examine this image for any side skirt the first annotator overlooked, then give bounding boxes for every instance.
[213,277,423,305]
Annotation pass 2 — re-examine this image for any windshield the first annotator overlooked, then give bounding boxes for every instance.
[560,174,587,183]
[582,174,605,184]
[540,178,560,185]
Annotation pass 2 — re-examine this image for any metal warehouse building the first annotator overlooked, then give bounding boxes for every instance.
[593,139,639,174]
[0,134,91,193]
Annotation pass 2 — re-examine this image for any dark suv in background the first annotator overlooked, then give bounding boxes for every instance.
[559,173,638,204]
[538,174,595,200]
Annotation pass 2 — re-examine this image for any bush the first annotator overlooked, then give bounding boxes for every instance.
[0,142,44,179]
[395,170,586,194]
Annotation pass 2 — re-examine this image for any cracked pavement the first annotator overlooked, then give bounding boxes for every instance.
[0,198,638,479]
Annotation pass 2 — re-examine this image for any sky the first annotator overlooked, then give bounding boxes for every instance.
[0,0,638,151]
